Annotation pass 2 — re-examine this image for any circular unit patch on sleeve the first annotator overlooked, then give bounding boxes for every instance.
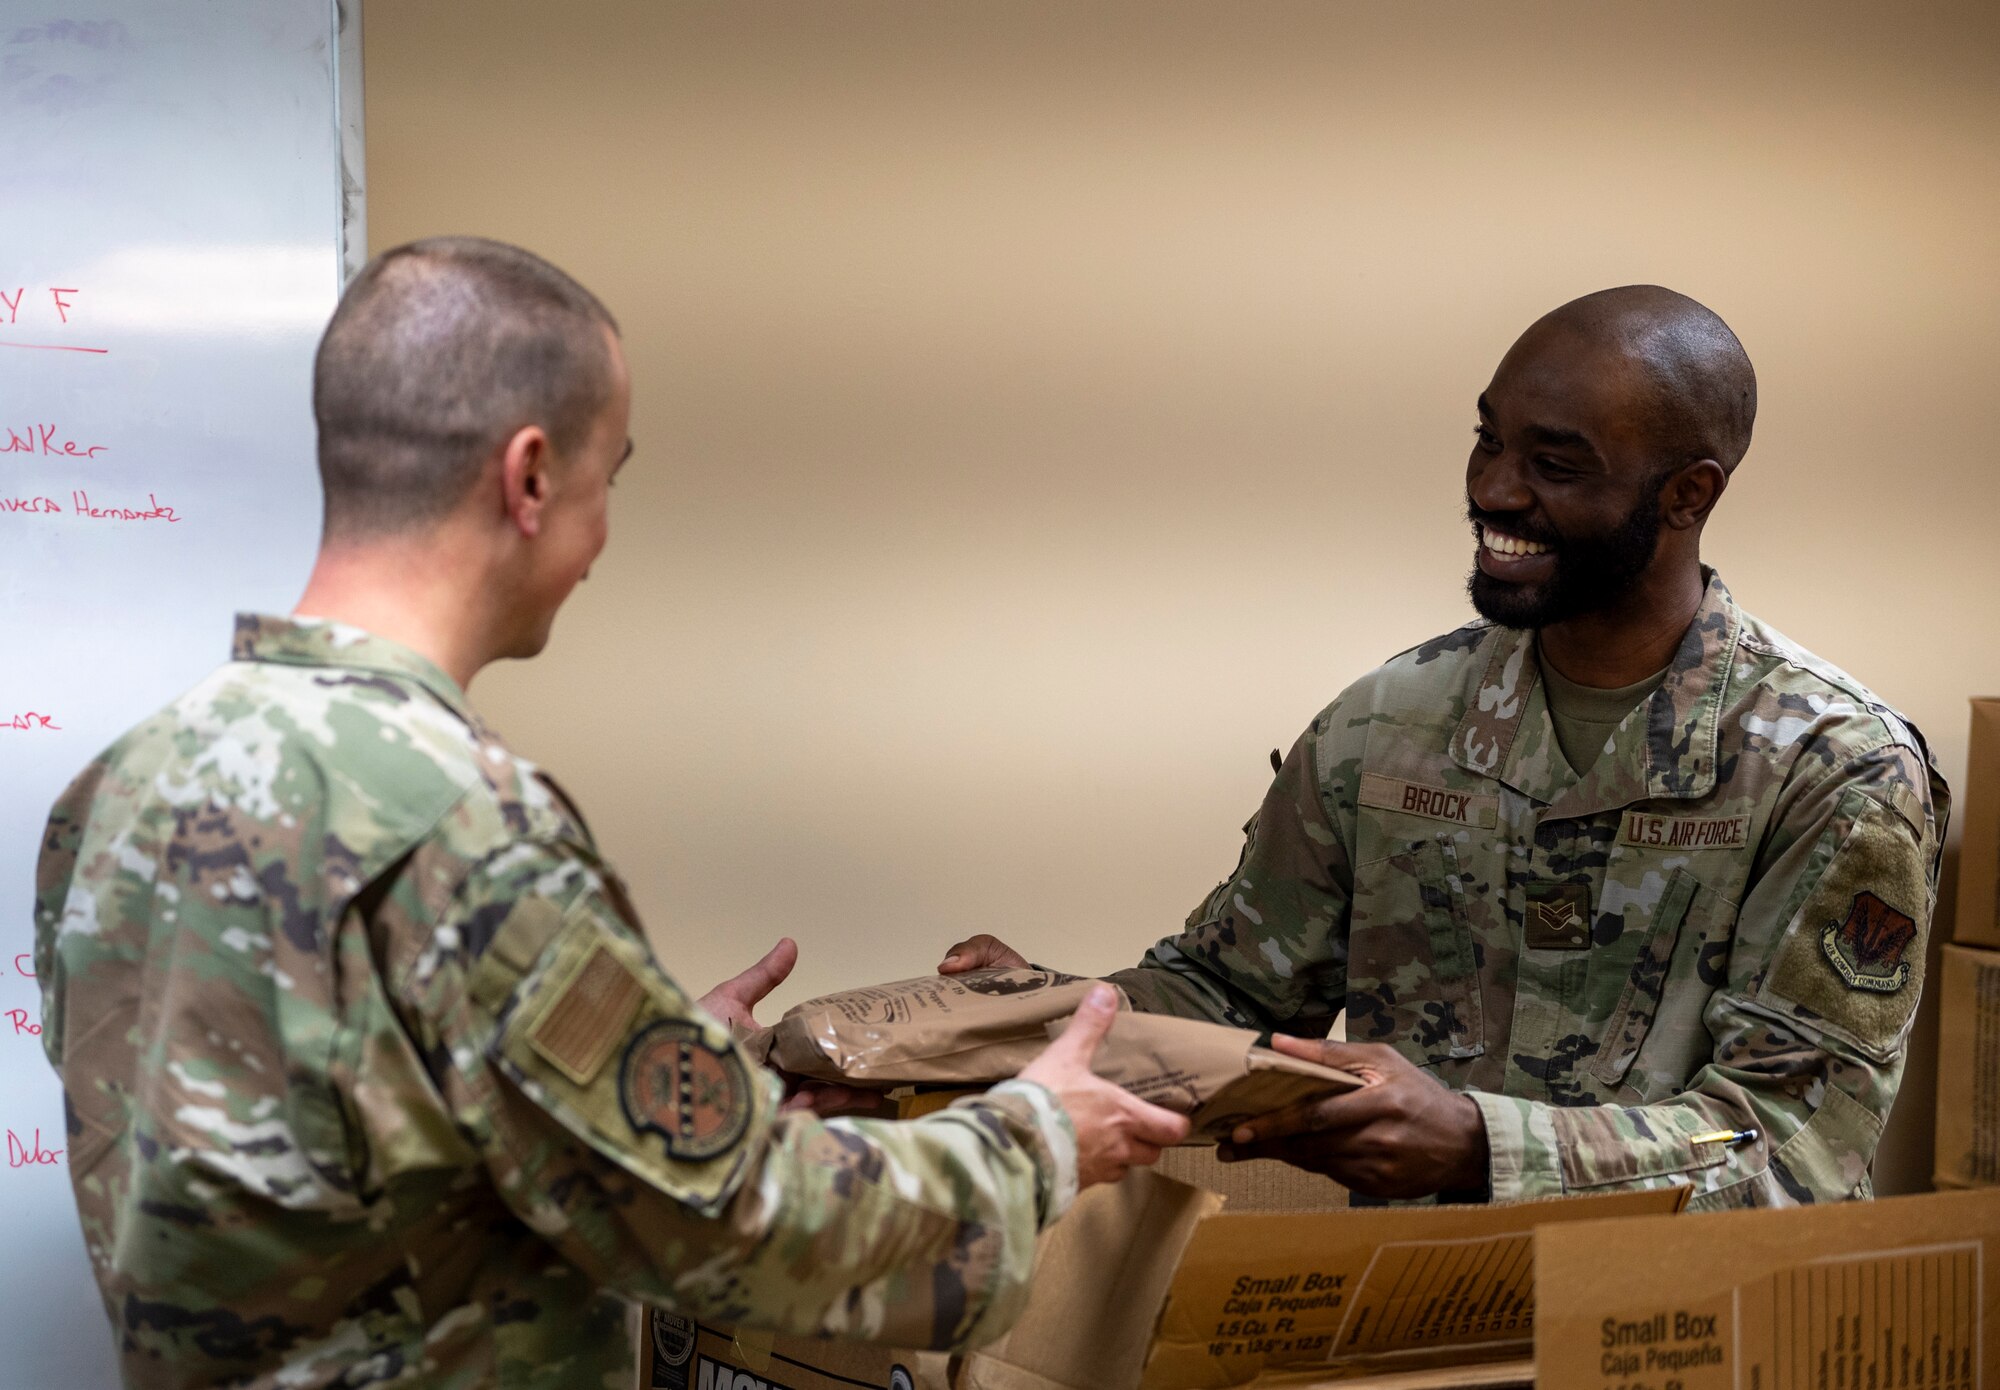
[619,1018,753,1162]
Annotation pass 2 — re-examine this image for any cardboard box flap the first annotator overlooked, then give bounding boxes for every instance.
[1933,942,2000,1188]
[1953,698,2000,950]
[1140,1185,1686,1390]
[1239,1359,1535,1389]
[960,1170,1225,1390]
[638,1315,951,1390]
[1154,1147,1348,1213]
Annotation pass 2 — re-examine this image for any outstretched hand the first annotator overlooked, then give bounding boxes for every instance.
[1219,1037,1489,1200]
[937,933,1031,974]
[698,937,797,1037]
[704,940,897,1119]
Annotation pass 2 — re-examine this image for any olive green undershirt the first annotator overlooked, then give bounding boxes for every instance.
[1537,644,1670,779]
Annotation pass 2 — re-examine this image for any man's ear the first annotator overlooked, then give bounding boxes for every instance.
[1662,458,1727,531]
[499,425,553,538]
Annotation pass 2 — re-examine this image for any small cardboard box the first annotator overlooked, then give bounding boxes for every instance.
[1154,1145,1348,1214]
[1935,942,2000,1189]
[957,1168,1686,1390]
[1535,1185,2000,1386]
[636,1312,948,1390]
[633,1151,1345,1390]
[1953,698,2000,950]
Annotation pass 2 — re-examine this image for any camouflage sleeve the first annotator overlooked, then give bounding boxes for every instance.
[1472,743,1944,1209]
[395,840,1070,1349]
[1106,708,1356,1033]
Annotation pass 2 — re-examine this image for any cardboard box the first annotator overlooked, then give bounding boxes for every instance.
[957,1169,1686,1390]
[1154,1145,1348,1214]
[1954,698,2000,949]
[1935,942,2000,1189]
[633,1150,1346,1390]
[637,1312,948,1390]
[1535,1185,2000,1386]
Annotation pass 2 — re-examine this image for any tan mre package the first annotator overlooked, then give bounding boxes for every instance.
[959,1168,1686,1390]
[1953,697,2000,950]
[1935,942,2000,1189]
[1535,1186,2000,1387]
[752,969,1355,1144]
[1055,1012,1364,1143]
[748,969,1126,1086]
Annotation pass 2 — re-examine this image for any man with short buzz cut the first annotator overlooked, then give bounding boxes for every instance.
[37,236,1184,1389]
[942,285,1948,1210]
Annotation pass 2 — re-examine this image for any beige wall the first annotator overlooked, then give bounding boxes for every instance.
[364,1,2000,1194]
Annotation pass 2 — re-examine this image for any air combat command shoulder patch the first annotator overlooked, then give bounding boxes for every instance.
[1821,890,1917,994]
[620,1019,754,1161]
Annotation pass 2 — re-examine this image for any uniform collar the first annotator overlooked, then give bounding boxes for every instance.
[1447,570,1742,816]
[232,613,477,724]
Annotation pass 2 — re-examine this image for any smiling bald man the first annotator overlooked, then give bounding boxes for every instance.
[940,286,1950,1210]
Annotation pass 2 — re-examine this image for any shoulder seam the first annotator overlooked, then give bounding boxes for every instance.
[1734,631,1926,755]
[1778,736,1928,839]
[1380,619,1494,668]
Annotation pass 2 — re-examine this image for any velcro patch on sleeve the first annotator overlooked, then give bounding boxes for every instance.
[527,944,644,1086]
[1885,780,1927,839]
[492,896,774,1218]
[1358,773,1497,828]
[1617,811,1750,851]
[1758,793,1930,1063]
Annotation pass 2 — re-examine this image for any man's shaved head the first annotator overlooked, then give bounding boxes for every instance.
[1531,285,1757,477]
[1466,286,1754,632]
[313,237,620,541]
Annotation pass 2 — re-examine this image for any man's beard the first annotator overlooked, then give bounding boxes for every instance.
[1466,477,1666,629]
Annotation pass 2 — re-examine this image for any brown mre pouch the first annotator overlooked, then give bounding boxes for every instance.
[745,968,1130,1086]
[1058,1011,1364,1143]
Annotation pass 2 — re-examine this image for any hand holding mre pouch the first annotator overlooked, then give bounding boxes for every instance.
[746,969,1128,1085]
[1058,1012,1363,1143]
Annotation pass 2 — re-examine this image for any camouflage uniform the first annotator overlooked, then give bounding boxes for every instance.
[1109,573,1946,1210]
[36,616,1078,1390]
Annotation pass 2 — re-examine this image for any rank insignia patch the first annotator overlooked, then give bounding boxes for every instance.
[1524,881,1592,950]
[620,1019,753,1161]
[1820,890,1917,993]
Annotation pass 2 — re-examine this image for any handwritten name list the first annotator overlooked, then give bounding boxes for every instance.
[0,288,182,524]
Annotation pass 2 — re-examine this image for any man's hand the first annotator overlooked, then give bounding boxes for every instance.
[704,940,899,1118]
[1019,985,1191,1188]
[699,937,797,1036]
[779,1083,900,1119]
[937,933,1030,974]
[1219,1037,1489,1200]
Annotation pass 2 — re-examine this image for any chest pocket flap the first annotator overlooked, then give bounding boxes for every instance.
[1350,836,1485,1064]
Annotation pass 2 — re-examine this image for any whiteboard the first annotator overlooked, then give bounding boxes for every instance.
[0,3,358,1383]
